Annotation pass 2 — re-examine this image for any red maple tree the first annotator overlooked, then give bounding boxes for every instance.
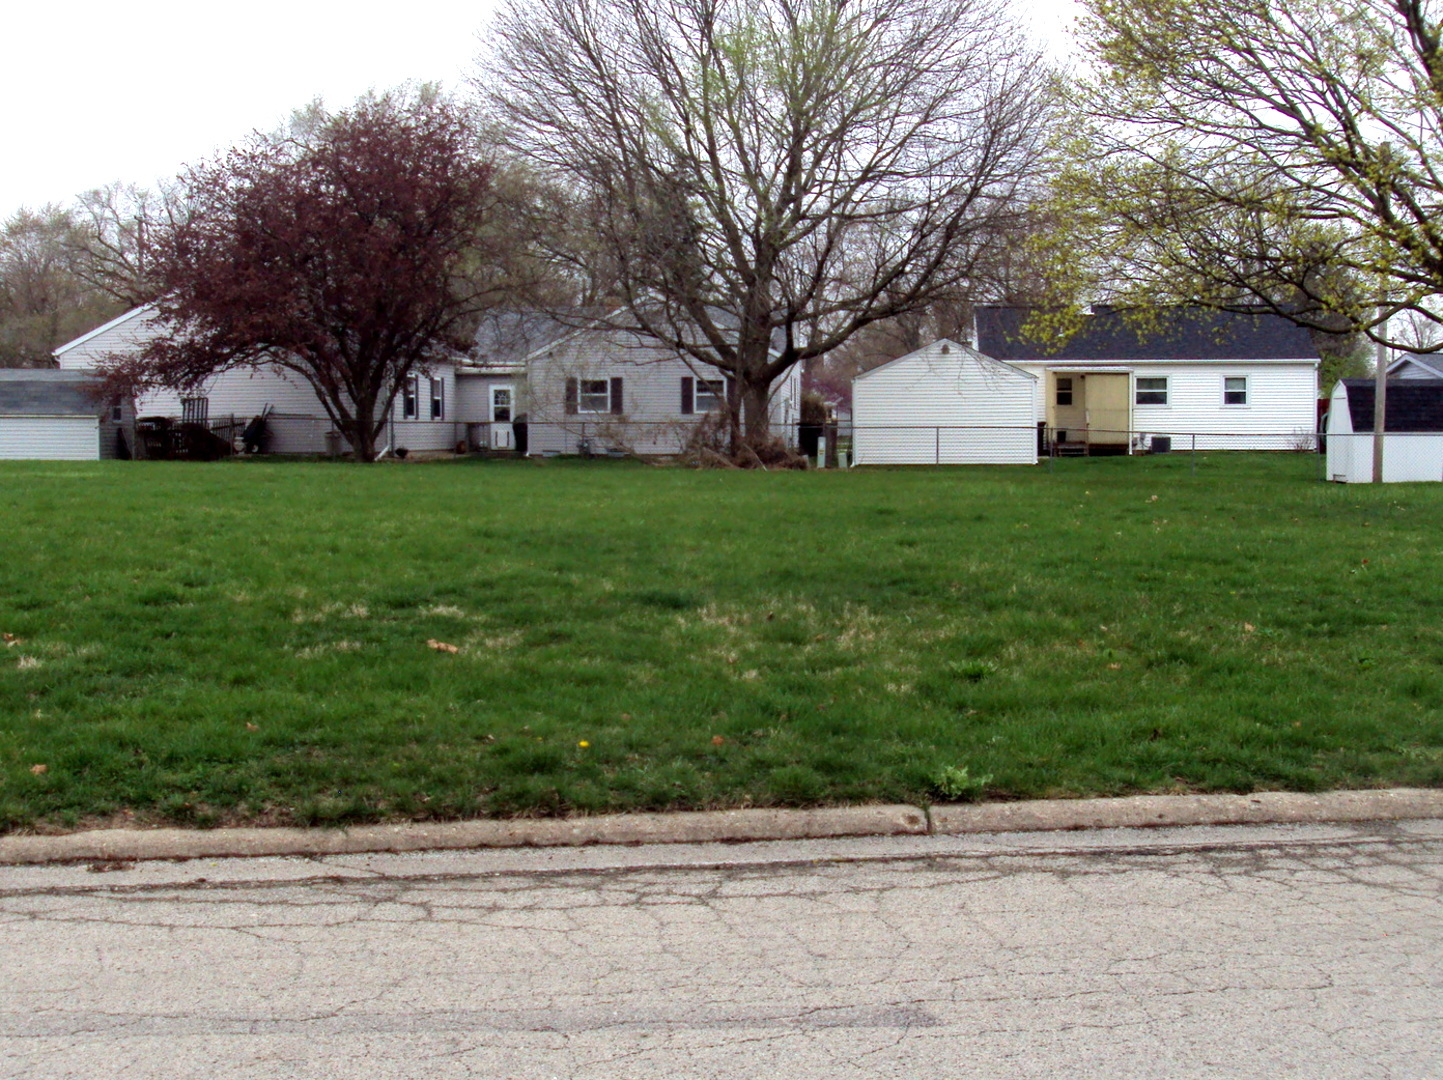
[112,94,495,461]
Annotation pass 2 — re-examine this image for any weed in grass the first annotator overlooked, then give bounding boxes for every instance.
[930,765,993,801]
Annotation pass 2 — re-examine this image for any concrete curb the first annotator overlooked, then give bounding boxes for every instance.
[929,788,1443,834]
[1,789,1440,866]
[0,805,927,866]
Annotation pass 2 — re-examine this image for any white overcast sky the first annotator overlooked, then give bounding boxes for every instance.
[0,0,1083,218]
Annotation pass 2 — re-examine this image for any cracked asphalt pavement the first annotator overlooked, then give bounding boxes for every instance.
[2,821,1441,1078]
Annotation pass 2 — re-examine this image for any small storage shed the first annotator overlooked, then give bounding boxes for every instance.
[851,340,1037,465]
[1326,378,1443,482]
[0,370,130,460]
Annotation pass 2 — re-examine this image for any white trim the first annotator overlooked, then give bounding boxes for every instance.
[51,305,156,358]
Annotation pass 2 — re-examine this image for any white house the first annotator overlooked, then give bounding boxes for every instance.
[523,319,802,457]
[53,305,470,455]
[50,306,802,459]
[1388,352,1443,380]
[1326,378,1443,483]
[976,306,1321,453]
[851,339,1037,465]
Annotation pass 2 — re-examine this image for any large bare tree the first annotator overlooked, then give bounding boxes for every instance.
[1043,0,1443,350]
[479,0,1053,450]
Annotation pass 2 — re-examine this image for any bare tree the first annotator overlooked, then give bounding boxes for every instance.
[66,182,181,307]
[1044,0,1443,350]
[479,0,1053,451]
[0,205,125,368]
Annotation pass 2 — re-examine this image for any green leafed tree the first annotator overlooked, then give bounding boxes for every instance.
[1036,0,1443,364]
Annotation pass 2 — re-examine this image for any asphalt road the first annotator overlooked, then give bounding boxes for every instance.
[3,821,1441,1079]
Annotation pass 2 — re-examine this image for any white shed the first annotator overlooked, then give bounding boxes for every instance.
[851,340,1038,465]
[0,370,128,460]
[1326,378,1443,483]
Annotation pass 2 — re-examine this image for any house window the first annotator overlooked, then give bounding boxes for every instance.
[1224,376,1248,405]
[579,378,611,413]
[695,378,724,412]
[1135,377,1168,405]
[1055,377,1073,407]
[430,377,444,420]
[181,396,209,422]
[110,402,124,423]
[402,375,418,419]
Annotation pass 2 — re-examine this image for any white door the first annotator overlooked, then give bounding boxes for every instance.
[490,385,514,450]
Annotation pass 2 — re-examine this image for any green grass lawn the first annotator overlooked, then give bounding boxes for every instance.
[2,452,1441,831]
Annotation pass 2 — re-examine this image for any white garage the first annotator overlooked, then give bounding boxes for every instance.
[0,370,128,460]
[851,339,1038,465]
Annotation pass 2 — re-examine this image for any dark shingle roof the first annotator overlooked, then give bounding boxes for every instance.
[1342,378,1443,432]
[0,370,105,416]
[977,306,1319,361]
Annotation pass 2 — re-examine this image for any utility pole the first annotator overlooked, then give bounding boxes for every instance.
[1372,324,1388,484]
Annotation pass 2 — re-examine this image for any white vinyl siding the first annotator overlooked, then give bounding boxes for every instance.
[526,329,801,456]
[0,417,99,460]
[851,341,1037,465]
[1012,360,1318,451]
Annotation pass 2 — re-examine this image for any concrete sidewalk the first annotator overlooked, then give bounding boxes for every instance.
[4,787,1442,865]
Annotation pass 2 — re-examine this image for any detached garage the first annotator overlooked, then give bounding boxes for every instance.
[0,370,130,460]
[852,339,1037,465]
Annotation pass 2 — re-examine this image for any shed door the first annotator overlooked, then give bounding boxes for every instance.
[1085,375,1130,446]
[0,417,99,460]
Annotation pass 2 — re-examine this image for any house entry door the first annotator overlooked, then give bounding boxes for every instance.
[491,386,514,450]
[1085,374,1131,447]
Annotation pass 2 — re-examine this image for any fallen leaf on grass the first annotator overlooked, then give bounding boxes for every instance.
[29,764,47,776]
[712,735,726,746]
[1243,623,1256,633]
[245,723,259,732]
[427,639,460,654]
[1107,662,1122,670]
[2,633,18,647]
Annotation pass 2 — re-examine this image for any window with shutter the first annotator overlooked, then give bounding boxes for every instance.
[402,375,418,419]
[694,378,723,412]
[610,377,624,414]
[430,377,444,420]
[578,379,610,413]
[681,376,694,415]
[565,378,579,415]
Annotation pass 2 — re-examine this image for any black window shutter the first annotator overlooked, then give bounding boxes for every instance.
[564,377,578,416]
[610,377,624,415]
[681,376,694,415]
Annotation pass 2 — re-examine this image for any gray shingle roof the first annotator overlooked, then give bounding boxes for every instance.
[0,370,107,416]
[1341,378,1443,432]
[977,306,1319,361]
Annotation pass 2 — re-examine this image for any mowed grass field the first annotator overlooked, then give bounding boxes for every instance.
[2,453,1442,831]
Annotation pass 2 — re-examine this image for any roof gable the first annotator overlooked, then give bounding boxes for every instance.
[51,305,156,358]
[855,338,1036,382]
[977,306,1319,362]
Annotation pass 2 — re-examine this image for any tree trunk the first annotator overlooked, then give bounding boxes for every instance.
[740,377,773,448]
[346,402,379,463]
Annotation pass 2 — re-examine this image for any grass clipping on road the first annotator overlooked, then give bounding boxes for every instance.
[2,453,1440,831]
